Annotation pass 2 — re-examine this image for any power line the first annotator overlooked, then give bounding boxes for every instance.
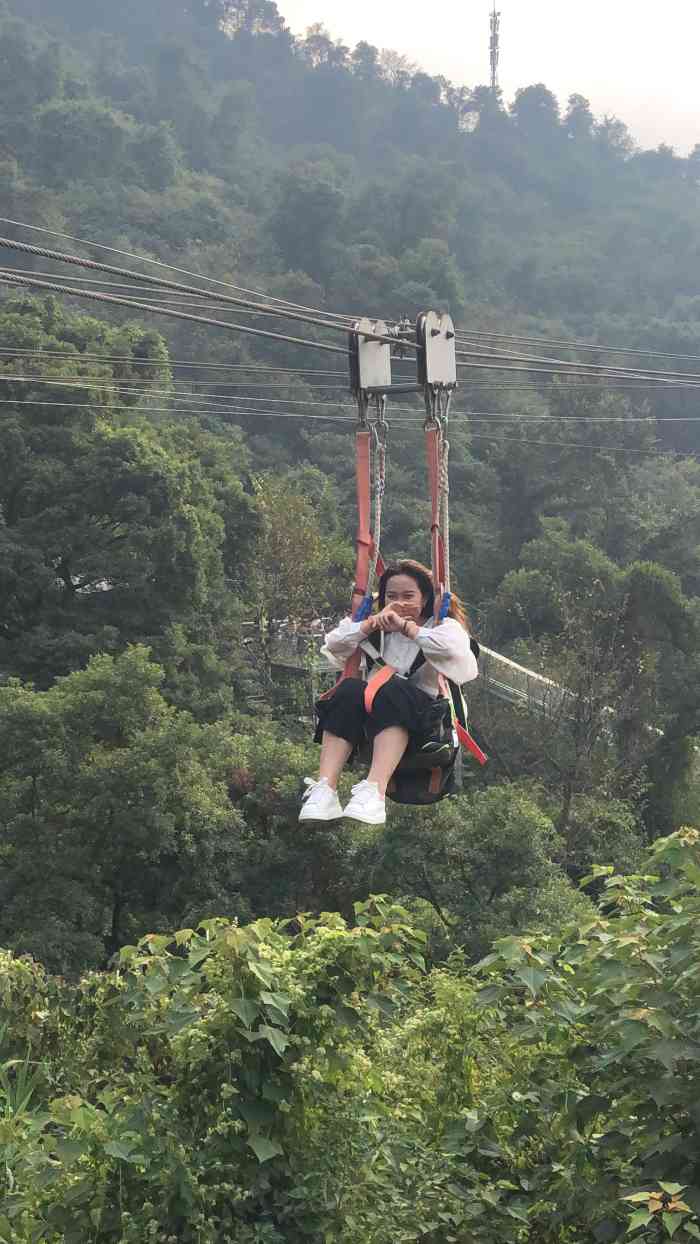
[0,271,349,356]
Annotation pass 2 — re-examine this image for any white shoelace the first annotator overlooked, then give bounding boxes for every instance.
[302,777,328,802]
[350,780,379,797]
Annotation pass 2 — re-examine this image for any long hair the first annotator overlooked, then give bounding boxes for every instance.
[376,559,471,631]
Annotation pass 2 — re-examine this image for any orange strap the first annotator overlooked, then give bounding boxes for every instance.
[351,428,373,616]
[428,768,442,794]
[364,664,397,713]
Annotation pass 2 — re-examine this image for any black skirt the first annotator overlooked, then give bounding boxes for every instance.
[314,676,444,748]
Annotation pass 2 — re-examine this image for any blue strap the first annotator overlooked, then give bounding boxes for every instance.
[354,594,374,622]
[438,591,451,622]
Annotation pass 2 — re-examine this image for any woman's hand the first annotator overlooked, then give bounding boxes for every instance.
[362,606,404,634]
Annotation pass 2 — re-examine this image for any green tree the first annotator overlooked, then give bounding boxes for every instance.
[0,647,245,973]
[270,162,346,282]
[0,298,259,703]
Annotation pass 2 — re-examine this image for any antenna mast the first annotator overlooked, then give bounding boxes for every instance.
[489,4,500,94]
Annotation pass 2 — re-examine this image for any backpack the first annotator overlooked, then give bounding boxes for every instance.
[361,635,477,806]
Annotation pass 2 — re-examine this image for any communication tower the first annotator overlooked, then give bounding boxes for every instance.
[489,4,500,94]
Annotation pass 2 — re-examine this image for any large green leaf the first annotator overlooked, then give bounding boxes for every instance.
[256,1024,290,1056]
[626,1210,652,1232]
[260,990,291,1018]
[514,963,547,996]
[247,1134,283,1164]
[662,1213,684,1237]
[230,997,259,1028]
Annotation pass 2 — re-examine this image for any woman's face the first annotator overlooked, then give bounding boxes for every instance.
[384,574,428,622]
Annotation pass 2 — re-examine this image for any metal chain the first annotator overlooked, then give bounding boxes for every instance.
[439,390,452,594]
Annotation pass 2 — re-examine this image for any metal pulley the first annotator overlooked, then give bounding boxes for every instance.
[416,311,457,390]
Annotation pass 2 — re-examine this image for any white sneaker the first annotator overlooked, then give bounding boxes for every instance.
[299,777,343,822]
[343,780,386,825]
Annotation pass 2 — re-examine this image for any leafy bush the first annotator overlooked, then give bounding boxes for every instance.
[3,832,700,1241]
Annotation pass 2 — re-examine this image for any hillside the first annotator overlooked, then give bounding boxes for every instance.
[0,4,700,1237]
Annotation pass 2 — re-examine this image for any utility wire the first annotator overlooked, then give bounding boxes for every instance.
[0,271,349,356]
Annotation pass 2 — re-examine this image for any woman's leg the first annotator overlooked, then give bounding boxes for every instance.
[319,732,354,789]
[367,726,409,795]
[313,680,365,788]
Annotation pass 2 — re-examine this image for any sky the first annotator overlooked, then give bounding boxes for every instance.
[277,0,699,154]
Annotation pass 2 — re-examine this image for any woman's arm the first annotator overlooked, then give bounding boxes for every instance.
[322,616,368,664]
[401,617,478,684]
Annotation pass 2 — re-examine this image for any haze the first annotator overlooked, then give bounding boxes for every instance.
[279,0,699,154]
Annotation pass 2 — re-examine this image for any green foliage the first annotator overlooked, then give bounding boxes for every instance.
[0,297,259,710]
[0,647,246,973]
[2,833,700,1240]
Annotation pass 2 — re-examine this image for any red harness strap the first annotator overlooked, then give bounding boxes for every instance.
[350,427,373,623]
[319,431,382,701]
[437,673,488,767]
[455,720,488,766]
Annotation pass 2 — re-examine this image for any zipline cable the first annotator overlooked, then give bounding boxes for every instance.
[0,397,358,421]
[0,256,410,351]
[3,350,700,394]
[456,338,700,384]
[454,326,700,366]
[0,271,349,356]
[0,216,357,324]
[455,357,700,385]
[0,243,355,336]
[5,377,700,423]
[0,371,350,390]
[0,347,346,375]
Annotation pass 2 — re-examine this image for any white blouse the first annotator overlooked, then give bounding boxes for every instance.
[322,616,478,699]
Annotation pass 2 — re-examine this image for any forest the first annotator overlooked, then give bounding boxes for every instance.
[0,0,699,1238]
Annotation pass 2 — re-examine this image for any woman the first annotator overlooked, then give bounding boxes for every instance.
[300,559,479,826]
